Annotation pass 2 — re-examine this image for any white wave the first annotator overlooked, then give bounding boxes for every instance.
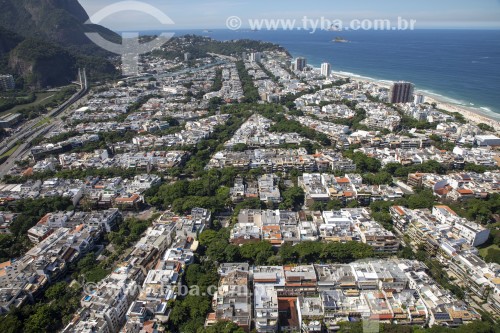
[475,107,500,121]
[334,71,383,82]
[415,89,471,106]
[332,70,499,118]
[417,89,447,99]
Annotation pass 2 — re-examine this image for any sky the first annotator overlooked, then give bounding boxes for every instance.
[79,0,500,31]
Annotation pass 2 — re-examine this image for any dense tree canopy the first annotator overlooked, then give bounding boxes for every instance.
[280,186,305,210]
[199,228,377,266]
[382,160,448,178]
[0,197,73,262]
[344,151,381,173]
[147,169,238,214]
[0,281,81,333]
[445,193,500,227]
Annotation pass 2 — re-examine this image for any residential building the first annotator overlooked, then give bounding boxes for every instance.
[207,265,252,331]
[320,63,331,77]
[295,57,307,71]
[475,135,500,147]
[299,173,330,206]
[390,82,414,104]
[0,74,14,91]
[250,52,262,63]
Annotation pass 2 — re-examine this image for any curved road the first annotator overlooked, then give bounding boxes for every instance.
[0,77,89,177]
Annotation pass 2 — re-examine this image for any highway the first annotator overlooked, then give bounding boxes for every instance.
[0,69,89,178]
[0,124,55,177]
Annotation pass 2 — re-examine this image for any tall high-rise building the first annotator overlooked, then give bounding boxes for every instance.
[414,94,425,104]
[250,52,261,63]
[321,62,331,77]
[295,57,307,71]
[0,74,15,91]
[390,82,414,103]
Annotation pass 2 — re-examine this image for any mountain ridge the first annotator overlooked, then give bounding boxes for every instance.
[0,0,120,88]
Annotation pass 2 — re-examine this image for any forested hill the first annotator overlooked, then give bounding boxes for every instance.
[0,0,119,50]
[0,0,119,88]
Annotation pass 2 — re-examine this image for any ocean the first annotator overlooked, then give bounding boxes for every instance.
[143,29,500,119]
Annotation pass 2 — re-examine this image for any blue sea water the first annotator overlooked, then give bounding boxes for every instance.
[145,29,500,118]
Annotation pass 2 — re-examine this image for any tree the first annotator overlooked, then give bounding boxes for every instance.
[281,186,305,210]
[346,200,360,208]
[349,152,381,173]
[236,61,260,102]
[23,305,58,333]
[310,201,326,211]
[184,295,211,319]
[7,197,73,236]
[398,246,416,260]
[300,140,314,154]
[362,172,393,185]
[407,189,435,209]
[169,302,188,327]
[232,143,248,152]
[372,211,394,231]
[279,241,375,264]
[326,200,343,210]
[484,248,500,265]
[382,160,448,178]
[199,229,220,248]
[239,241,274,265]
[0,234,24,262]
[185,264,203,286]
[0,315,23,333]
[464,163,487,173]
[477,123,494,132]
[279,242,298,264]
[294,241,324,262]
[206,239,230,263]
[77,253,97,272]
[202,321,246,333]
[350,242,375,260]
[224,244,241,262]
[45,282,68,301]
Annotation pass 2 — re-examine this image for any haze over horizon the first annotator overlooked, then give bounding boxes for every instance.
[79,0,500,31]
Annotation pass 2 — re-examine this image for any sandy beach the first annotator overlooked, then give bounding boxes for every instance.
[332,71,500,131]
[421,95,500,130]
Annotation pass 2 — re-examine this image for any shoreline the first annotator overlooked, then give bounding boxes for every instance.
[330,70,500,131]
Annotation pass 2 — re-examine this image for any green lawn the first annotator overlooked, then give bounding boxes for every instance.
[479,244,499,258]
[0,143,20,159]
[34,117,51,128]
[0,92,55,117]
[7,92,55,113]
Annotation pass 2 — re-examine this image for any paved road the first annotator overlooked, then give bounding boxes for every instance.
[0,118,40,156]
[0,124,54,177]
[0,82,89,177]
